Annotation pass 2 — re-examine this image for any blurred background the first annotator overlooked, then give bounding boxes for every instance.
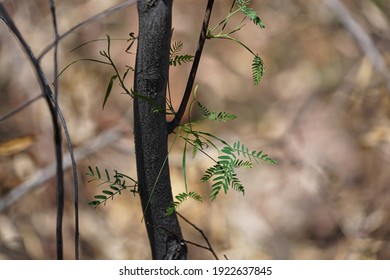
[0,0,389,259]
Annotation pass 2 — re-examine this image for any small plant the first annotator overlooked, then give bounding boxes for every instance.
[207,0,265,86]
[85,166,137,207]
[0,0,275,260]
[166,91,277,214]
[80,0,276,215]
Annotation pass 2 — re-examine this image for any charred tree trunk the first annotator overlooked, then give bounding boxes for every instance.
[133,0,187,260]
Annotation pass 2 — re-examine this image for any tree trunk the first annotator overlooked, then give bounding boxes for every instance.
[133,0,187,260]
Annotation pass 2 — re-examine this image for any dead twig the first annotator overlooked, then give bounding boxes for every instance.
[37,0,139,61]
[177,212,219,260]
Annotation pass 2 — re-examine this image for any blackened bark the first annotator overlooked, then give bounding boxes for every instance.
[133,0,187,259]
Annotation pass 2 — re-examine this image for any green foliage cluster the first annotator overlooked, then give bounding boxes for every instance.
[207,0,265,86]
[64,0,276,214]
[167,95,276,214]
[201,141,277,201]
[86,166,137,207]
[237,0,265,28]
[170,41,194,66]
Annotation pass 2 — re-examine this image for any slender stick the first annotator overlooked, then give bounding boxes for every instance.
[177,212,219,260]
[38,0,139,61]
[0,94,42,122]
[0,3,77,260]
[49,0,65,261]
[167,0,215,133]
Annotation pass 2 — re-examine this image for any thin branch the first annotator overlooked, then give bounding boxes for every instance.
[0,2,77,260]
[149,220,217,260]
[0,94,42,122]
[49,0,64,261]
[49,0,59,100]
[167,0,215,134]
[177,212,219,260]
[37,0,139,61]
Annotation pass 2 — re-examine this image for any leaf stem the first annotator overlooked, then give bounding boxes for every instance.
[167,0,215,134]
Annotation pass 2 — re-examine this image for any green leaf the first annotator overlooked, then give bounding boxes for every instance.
[102,190,114,196]
[198,102,211,117]
[169,41,194,66]
[86,165,94,176]
[170,41,183,56]
[88,201,100,206]
[122,65,134,81]
[192,138,203,158]
[218,155,233,161]
[94,195,107,200]
[95,166,101,179]
[165,205,177,216]
[237,0,265,29]
[105,169,110,181]
[166,191,203,215]
[252,55,264,86]
[102,74,118,110]
[210,184,222,201]
[198,102,237,122]
[170,54,194,66]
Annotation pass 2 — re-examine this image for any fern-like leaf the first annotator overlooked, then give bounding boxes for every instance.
[234,159,253,168]
[166,191,203,215]
[198,102,237,122]
[169,41,194,66]
[86,166,138,207]
[233,141,277,164]
[201,141,276,200]
[202,149,244,200]
[198,102,211,117]
[252,55,264,86]
[170,41,183,56]
[192,137,204,158]
[237,0,265,29]
[232,174,245,194]
[170,54,194,66]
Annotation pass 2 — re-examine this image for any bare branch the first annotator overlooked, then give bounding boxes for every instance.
[38,0,139,60]
[167,0,215,133]
[0,2,77,260]
[0,94,42,122]
[177,212,219,260]
[49,0,65,260]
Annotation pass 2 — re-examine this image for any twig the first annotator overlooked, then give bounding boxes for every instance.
[148,220,217,259]
[1,1,65,259]
[177,212,219,260]
[0,94,42,122]
[0,2,75,260]
[37,0,139,61]
[49,0,65,261]
[324,0,390,91]
[167,0,215,133]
